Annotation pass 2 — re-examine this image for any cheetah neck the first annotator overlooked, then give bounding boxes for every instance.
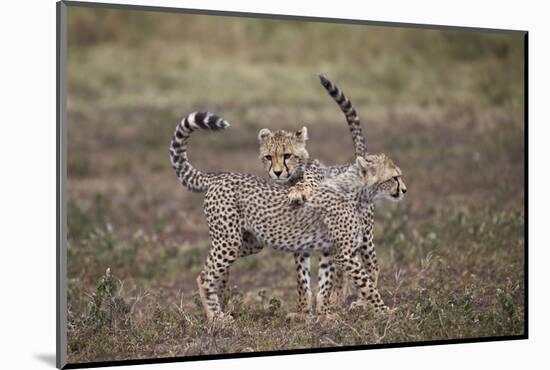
[322,166,367,197]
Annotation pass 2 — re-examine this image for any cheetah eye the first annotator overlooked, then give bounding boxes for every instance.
[393,176,399,181]
[283,153,292,160]
[264,155,272,161]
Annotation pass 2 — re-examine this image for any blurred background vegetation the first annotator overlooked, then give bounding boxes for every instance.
[65,5,525,364]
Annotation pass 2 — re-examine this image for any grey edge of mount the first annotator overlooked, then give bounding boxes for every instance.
[57,2,67,368]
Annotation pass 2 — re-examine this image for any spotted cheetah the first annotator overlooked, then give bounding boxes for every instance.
[257,75,407,312]
[169,111,406,323]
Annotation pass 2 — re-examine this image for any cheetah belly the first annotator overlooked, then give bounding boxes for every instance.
[242,198,333,254]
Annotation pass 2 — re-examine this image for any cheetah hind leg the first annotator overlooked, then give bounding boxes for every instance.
[196,232,241,324]
[196,275,235,327]
[217,231,265,313]
[199,227,272,324]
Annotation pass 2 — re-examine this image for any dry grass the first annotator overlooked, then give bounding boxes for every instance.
[65,6,525,364]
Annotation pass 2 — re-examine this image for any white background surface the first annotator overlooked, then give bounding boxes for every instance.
[0,0,546,368]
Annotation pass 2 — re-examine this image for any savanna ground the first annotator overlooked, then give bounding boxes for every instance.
[65,6,525,364]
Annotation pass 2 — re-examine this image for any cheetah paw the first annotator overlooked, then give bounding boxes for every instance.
[329,293,345,307]
[287,187,311,205]
[316,312,341,322]
[348,299,369,311]
[285,311,312,321]
[376,305,397,316]
[208,312,234,329]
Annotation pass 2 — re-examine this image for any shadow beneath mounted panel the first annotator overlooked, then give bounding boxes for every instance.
[34,353,57,367]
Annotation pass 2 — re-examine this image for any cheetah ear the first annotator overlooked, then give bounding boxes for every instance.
[363,154,378,164]
[357,156,382,186]
[355,156,374,179]
[258,128,272,142]
[294,126,308,142]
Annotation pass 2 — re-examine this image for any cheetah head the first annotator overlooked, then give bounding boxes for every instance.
[258,127,309,180]
[356,154,407,201]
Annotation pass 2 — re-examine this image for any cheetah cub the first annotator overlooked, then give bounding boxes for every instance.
[258,127,308,181]
[257,75,407,314]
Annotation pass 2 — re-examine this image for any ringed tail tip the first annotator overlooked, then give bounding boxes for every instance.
[184,111,230,130]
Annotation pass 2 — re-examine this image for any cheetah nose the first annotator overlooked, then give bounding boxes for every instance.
[402,187,407,194]
[273,170,283,178]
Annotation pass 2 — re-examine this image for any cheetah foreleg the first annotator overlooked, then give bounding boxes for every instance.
[325,211,388,314]
[329,265,346,306]
[287,159,324,205]
[293,252,313,313]
[317,252,338,314]
[350,213,381,308]
[360,209,380,287]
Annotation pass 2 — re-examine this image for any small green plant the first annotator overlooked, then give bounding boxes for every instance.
[85,268,130,330]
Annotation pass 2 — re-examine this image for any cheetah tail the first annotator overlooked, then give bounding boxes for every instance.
[169,111,230,192]
[318,74,366,158]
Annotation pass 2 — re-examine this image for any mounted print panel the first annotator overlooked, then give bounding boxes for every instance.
[57,1,527,368]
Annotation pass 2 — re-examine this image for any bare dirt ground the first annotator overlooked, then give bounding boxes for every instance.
[65,7,525,364]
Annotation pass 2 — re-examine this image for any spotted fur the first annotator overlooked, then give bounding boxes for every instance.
[170,111,404,322]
